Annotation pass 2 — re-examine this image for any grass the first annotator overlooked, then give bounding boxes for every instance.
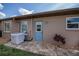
[0,45,43,56]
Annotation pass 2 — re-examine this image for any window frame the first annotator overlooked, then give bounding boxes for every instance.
[66,17,79,30]
[4,21,11,32]
[20,21,28,33]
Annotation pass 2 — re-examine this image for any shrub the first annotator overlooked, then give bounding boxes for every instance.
[53,34,66,44]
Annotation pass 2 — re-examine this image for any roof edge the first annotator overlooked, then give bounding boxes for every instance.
[0,7,79,21]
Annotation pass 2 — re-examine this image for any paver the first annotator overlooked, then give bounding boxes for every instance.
[4,41,79,56]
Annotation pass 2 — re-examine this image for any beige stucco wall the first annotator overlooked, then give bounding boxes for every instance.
[33,14,79,49]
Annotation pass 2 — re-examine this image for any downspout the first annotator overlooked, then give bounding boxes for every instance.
[30,18,33,40]
[2,20,4,38]
[12,17,15,33]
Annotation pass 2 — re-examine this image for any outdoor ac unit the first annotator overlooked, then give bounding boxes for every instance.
[11,33,25,44]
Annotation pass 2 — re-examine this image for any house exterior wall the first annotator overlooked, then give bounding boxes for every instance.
[1,14,79,49]
[11,19,19,33]
[1,20,12,41]
[1,19,32,41]
[33,14,79,49]
[16,19,32,39]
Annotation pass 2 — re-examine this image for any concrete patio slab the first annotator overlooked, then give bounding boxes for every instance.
[4,41,79,56]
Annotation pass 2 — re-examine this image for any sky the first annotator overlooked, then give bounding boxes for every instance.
[0,3,79,19]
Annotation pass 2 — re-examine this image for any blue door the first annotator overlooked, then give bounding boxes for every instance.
[35,22,43,42]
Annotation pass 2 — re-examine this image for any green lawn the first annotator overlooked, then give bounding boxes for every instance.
[0,45,43,56]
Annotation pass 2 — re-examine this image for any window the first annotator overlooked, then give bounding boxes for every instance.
[4,21,11,32]
[20,21,28,33]
[66,17,79,30]
[36,22,42,32]
[37,25,42,31]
